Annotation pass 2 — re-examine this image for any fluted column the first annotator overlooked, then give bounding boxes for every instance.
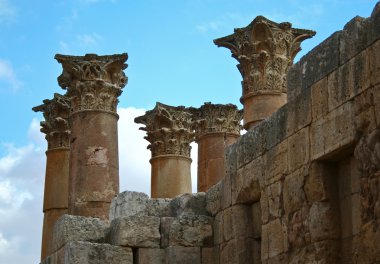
[33,93,70,260]
[214,16,315,129]
[190,103,242,192]
[55,53,128,220]
[135,102,194,198]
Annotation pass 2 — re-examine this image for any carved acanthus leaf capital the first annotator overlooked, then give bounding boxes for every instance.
[135,102,194,158]
[32,93,71,149]
[189,102,242,139]
[55,53,128,112]
[214,16,315,99]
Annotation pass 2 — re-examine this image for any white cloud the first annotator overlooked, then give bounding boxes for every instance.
[77,32,103,48]
[0,0,16,24]
[0,59,22,92]
[196,21,222,33]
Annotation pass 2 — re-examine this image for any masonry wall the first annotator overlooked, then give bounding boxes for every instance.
[207,3,380,263]
[41,3,380,264]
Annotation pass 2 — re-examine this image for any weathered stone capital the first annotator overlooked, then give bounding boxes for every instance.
[33,93,71,149]
[135,102,194,157]
[189,102,242,139]
[55,53,128,112]
[214,16,315,100]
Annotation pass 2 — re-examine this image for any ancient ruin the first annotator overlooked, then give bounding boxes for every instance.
[36,3,380,263]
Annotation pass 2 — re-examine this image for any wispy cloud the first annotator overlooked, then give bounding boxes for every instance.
[77,32,103,48]
[59,32,103,54]
[0,0,16,24]
[0,60,22,92]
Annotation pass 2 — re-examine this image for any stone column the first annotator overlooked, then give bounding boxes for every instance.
[55,53,128,220]
[33,93,70,260]
[190,103,242,192]
[214,16,315,129]
[135,102,194,198]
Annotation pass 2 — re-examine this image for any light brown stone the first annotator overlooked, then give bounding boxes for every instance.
[369,39,380,87]
[261,219,287,260]
[308,202,340,242]
[287,127,309,172]
[311,77,329,121]
[223,205,252,242]
[137,248,165,264]
[150,156,192,198]
[283,168,307,215]
[265,140,288,186]
[165,246,201,264]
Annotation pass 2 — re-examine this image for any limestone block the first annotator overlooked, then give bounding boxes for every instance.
[374,85,380,126]
[311,77,329,121]
[220,238,255,264]
[213,211,224,245]
[64,241,132,264]
[265,105,288,149]
[165,246,201,264]
[287,62,302,101]
[355,221,380,263]
[266,181,283,219]
[265,140,288,186]
[201,247,219,264]
[52,215,107,252]
[261,219,287,260]
[222,205,253,242]
[353,86,377,134]
[109,191,149,220]
[221,144,237,209]
[299,31,341,90]
[310,102,355,160]
[110,215,160,248]
[309,202,340,242]
[137,248,165,264]
[287,127,309,173]
[260,189,270,225]
[170,192,207,217]
[283,168,307,215]
[287,206,310,249]
[340,193,361,239]
[233,156,262,204]
[286,87,311,136]
[40,247,64,264]
[160,217,175,248]
[168,214,213,247]
[206,182,221,216]
[304,162,336,203]
[369,40,380,87]
[148,198,172,217]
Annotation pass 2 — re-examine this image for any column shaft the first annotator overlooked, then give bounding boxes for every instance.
[69,110,119,219]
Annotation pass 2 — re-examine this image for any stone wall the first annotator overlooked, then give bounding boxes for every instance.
[40,3,380,264]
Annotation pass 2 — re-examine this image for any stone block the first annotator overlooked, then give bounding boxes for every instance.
[64,242,132,264]
[311,77,329,121]
[223,205,252,242]
[353,86,377,134]
[299,31,341,90]
[221,145,236,209]
[265,140,288,186]
[147,198,172,217]
[206,182,221,216]
[110,215,160,248]
[369,40,380,87]
[287,127,309,173]
[160,217,175,248]
[283,168,307,215]
[236,121,267,169]
[340,193,361,240]
[266,181,283,219]
[305,162,336,203]
[261,189,269,225]
[374,85,380,126]
[109,191,149,220]
[339,16,370,64]
[165,246,201,264]
[233,156,262,204]
[219,238,255,264]
[201,247,219,264]
[286,87,311,136]
[287,62,303,102]
[309,202,340,242]
[52,215,107,252]
[168,214,213,247]
[170,192,207,217]
[310,102,355,160]
[213,211,224,245]
[137,248,165,264]
[265,105,288,150]
[261,219,287,260]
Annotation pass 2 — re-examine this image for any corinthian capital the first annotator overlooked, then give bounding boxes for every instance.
[33,93,71,149]
[55,53,128,112]
[135,103,194,158]
[214,16,315,99]
[189,102,242,139]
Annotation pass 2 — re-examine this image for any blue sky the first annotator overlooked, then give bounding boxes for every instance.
[0,0,377,263]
